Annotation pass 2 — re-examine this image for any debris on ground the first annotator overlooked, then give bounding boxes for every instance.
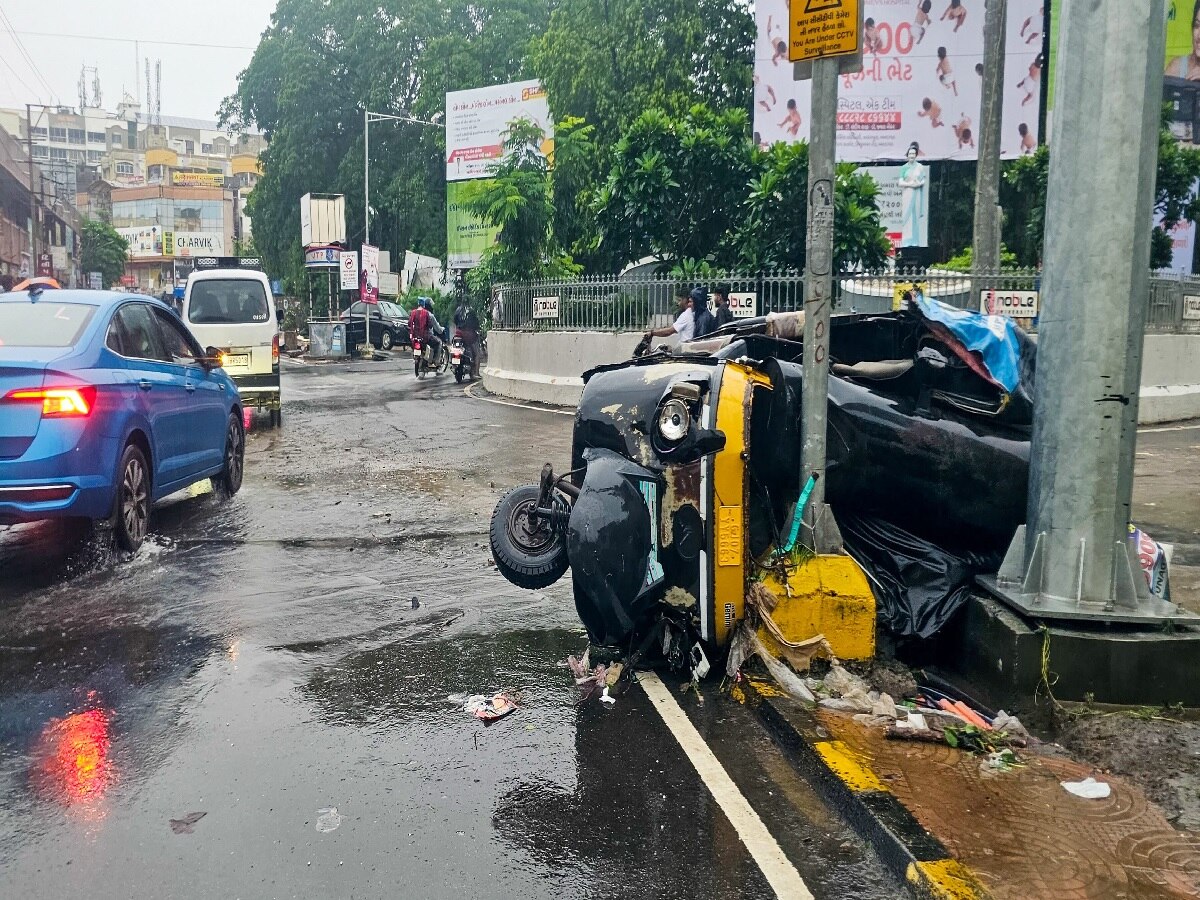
[448,692,519,723]
[315,807,343,832]
[726,624,817,703]
[1061,777,1112,799]
[169,811,206,834]
[566,648,626,706]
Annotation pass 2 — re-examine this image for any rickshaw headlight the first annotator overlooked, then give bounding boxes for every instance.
[657,398,691,443]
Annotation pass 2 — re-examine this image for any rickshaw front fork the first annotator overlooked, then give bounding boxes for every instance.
[533,463,577,529]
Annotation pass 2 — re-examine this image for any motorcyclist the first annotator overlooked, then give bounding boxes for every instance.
[453,298,483,377]
[409,296,446,361]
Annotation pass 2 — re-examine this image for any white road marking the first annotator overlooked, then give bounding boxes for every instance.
[638,672,814,900]
[1138,423,1200,434]
[463,383,575,416]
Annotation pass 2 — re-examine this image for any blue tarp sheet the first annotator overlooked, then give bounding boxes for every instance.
[913,291,1023,393]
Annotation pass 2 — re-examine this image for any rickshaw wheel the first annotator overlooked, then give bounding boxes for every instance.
[490,485,569,589]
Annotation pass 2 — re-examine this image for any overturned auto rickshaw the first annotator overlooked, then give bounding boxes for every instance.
[488,299,1035,671]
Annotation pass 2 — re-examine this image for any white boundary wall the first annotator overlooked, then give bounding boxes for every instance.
[485,330,1200,423]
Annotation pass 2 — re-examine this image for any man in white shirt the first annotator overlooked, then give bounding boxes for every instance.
[645,289,695,344]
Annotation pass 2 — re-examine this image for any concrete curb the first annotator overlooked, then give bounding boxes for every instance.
[734,676,992,900]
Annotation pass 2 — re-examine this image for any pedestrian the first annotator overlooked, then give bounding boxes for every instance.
[691,286,715,338]
[712,284,735,330]
[645,289,697,344]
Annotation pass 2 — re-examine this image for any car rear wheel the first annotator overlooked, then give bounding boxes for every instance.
[114,444,150,552]
[216,412,245,496]
[380,329,394,351]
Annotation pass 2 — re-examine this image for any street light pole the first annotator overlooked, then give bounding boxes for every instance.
[26,104,38,271]
[364,108,370,353]
[362,110,444,356]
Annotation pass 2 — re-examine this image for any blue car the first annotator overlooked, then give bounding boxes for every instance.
[0,285,245,550]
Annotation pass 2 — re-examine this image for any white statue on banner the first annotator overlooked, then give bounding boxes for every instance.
[897,142,927,248]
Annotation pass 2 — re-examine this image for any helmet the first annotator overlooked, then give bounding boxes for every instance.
[689,286,709,306]
[418,296,432,309]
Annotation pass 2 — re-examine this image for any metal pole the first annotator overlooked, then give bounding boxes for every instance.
[1023,0,1165,608]
[363,109,370,355]
[800,57,838,552]
[26,104,38,269]
[972,0,1006,273]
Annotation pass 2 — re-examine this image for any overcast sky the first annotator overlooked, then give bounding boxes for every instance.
[0,0,276,122]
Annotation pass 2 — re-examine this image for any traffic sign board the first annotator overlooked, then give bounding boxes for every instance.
[789,0,860,63]
[339,250,359,290]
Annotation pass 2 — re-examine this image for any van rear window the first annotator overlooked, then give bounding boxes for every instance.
[188,280,270,325]
[0,302,96,347]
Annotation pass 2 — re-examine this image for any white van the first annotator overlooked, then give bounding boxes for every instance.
[183,257,281,427]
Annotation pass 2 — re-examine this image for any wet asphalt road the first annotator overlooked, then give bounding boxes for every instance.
[0,357,898,900]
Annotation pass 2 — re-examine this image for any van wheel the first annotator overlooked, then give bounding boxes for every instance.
[114,444,150,552]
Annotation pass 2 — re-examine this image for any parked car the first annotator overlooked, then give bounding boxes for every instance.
[183,257,281,427]
[340,300,410,351]
[0,285,245,551]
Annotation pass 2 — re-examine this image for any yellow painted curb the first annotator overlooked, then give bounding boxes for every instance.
[812,740,889,793]
[907,859,991,900]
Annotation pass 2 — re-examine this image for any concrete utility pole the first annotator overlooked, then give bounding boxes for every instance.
[971,0,1006,272]
[1005,0,1168,614]
[800,57,838,551]
[26,104,38,266]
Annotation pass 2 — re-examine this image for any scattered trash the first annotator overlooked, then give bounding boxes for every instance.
[408,597,421,609]
[169,811,207,834]
[1130,524,1172,600]
[315,807,343,833]
[982,749,1023,772]
[1062,777,1112,800]
[566,648,626,706]
[453,692,518,723]
[726,624,816,703]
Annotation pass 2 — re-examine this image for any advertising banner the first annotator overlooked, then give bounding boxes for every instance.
[446,80,554,269]
[447,180,501,269]
[361,244,380,304]
[339,250,359,290]
[118,225,164,258]
[1166,0,1199,80]
[980,288,1039,317]
[172,171,226,188]
[755,0,1043,160]
[861,164,929,251]
[445,80,554,183]
[304,245,340,269]
[533,296,560,319]
[728,293,759,318]
[167,232,225,257]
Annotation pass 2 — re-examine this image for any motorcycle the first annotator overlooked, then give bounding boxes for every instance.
[412,335,448,378]
[450,335,478,383]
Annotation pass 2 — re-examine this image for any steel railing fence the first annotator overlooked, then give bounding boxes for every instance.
[490,267,1200,334]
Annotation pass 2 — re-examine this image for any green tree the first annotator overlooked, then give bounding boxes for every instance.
[531,0,754,142]
[80,217,129,288]
[593,104,753,269]
[1001,113,1200,269]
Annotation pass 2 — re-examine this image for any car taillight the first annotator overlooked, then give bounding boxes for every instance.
[272,333,280,366]
[4,386,96,417]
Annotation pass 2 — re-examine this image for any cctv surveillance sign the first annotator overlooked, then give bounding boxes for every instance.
[789,0,861,62]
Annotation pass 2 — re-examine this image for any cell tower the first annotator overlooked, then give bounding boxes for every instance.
[154,60,161,127]
[145,59,151,121]
[79,65,101,110]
